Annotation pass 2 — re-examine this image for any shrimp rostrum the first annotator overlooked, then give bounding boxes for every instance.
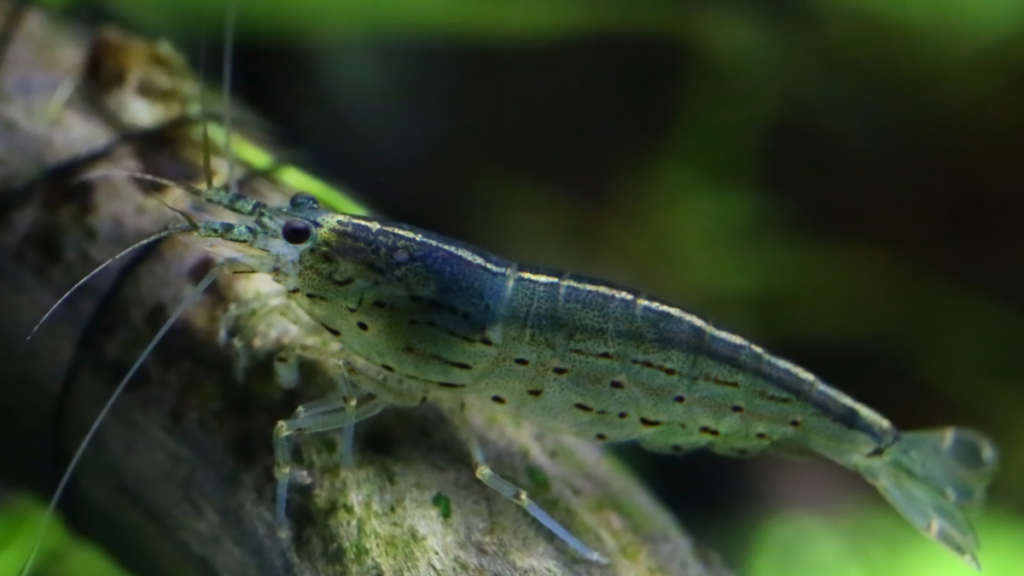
[164,177,1000,569]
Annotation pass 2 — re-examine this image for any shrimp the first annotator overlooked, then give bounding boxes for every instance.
[91,174,995,568]
[13,5,999,574]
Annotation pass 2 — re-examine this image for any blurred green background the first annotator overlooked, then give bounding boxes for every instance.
[4,0,1023,574]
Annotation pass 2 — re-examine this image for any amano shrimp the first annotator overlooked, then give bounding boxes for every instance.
[112,176,998,568]
[13,9,1000,574]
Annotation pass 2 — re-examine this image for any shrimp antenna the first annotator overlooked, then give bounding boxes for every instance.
[22,224,194,346]
[75,169,209,199]
[197,35,215,194]
[76,169,268,217]
[18,264,226,576]
[222,0,238,196]
[21,7,247,574]
[196,0,238,197]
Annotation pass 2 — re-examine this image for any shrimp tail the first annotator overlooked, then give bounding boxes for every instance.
[857,427,999,570]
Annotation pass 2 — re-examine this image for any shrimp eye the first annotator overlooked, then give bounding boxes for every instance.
[282,220,312,244]
[289,192,319,209]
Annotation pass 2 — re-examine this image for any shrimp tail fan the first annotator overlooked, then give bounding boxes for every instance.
[857,427,999,570]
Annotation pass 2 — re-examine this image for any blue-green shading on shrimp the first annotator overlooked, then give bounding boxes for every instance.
[172,184,999,570]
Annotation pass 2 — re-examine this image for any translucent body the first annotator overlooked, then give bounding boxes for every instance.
[212,196,998,569]
[295,215,896,458]
[10,4,1000,572]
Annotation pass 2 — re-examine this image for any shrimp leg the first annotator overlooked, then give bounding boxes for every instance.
[450,403,609,564]
[272,393,386,529]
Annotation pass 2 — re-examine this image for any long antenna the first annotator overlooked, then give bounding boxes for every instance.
[22,225,193,346]
[20,7,244,572]
[18,265,224,576]
[198,41,214,193]
[222,0,238,195]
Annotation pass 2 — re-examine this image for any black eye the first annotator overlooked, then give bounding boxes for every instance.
[281,220,312,244]
[289,193,319,209]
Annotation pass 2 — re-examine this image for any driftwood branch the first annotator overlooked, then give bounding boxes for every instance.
[0,5,725,575]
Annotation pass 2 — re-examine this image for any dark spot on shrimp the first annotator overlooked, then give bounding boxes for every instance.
[357,321,369,331]
[437,382,465,389]
[527,389,543,397]
[609,380,625,389]
[514,358,530,366]
[756,432,771,441]
[568,348,614,360]
[448,329,479,344]
[631,358,679,377]
[735,449,751,457]
[381,364,395,373]
[639,417,663,427]
[287,288,301,294]
[703,376,740,388]
[618,412,628,419]
[790,419,802,428]
[756,391,793,404]
[332,277,354,287]
[372,300,387,308]
[552,367,569,375]
[428,323,476,343]
[491,395,506,405]
[317,247,339,264]
[275,356,288,363]
[595,433,608,441]
[448,327,479,340]
[319,322,341,337]
[596,409,607,415]
[731,405,745,413]
[479,336,494,346]
[403,346,473,370]
[305,293,325,300]
[699,426,721,436]
[574,403,594,413]
[427,298,460,316]
[673,395,686,403]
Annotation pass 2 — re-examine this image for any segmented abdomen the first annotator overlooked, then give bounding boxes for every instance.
[471,267,898,460]
[299,215,899,461]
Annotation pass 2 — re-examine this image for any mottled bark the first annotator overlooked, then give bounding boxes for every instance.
[0,5,726,575]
